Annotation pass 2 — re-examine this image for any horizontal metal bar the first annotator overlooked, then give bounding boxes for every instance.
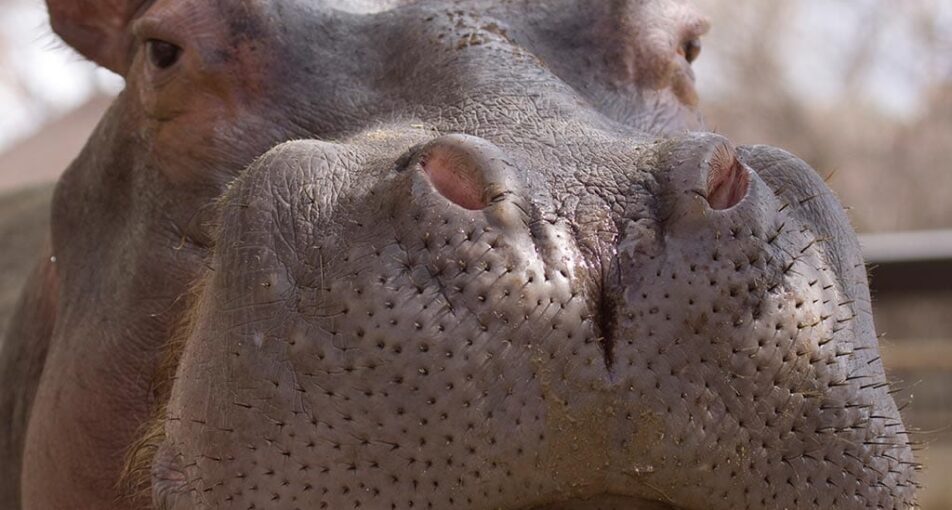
[857,230,952,293]
[860,229,952,264]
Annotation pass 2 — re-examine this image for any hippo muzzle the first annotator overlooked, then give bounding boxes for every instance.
[141,131,915,509]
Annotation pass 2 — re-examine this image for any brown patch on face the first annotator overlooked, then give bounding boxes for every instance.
[597,0,709,106]
[669,56,700,107]
[127,0,276,185]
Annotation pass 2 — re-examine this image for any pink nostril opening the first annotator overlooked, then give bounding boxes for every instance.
[420,149,488,210]
[706,143,749,210]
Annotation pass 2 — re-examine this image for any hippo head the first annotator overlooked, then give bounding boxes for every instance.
[19,0,917,509]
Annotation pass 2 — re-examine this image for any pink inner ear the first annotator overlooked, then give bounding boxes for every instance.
[706,145,749,210]
[420,150,488,210]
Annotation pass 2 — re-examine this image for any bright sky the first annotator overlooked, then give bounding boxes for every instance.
[0,2,122,151]
[694,0,951,116]
[0,0,948,153]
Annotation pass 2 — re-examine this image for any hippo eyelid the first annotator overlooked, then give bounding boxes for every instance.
[131,16,185,49]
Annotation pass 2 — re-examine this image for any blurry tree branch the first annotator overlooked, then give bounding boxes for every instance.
[698,0,951,232]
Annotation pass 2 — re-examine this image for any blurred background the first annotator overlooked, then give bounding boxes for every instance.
[694,1,952,506]
[0,0,950,506]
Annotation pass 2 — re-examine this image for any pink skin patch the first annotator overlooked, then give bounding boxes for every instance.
[420,147,488,210]
[706,143,749,210]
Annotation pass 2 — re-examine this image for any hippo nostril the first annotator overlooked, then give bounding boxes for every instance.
[706,142,749,210]
[414,134,519,211]
[420,149,488,210]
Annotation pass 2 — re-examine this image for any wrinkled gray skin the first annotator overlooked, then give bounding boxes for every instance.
[0,1,917,509]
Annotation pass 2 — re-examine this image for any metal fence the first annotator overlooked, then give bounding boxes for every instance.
[861,230,952,508]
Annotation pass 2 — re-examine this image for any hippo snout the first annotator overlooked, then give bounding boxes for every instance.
[142,128,915,509]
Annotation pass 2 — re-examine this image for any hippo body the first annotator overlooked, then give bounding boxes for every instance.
[0,1,917,509]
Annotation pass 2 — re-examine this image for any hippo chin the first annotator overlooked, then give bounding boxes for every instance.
[0,0,917,509]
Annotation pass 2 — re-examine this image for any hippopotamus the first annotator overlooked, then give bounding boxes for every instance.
[0,0,918,509]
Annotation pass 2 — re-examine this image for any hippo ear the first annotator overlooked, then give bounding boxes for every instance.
[45,0,145,75]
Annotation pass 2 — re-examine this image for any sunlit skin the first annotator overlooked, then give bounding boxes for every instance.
[0,1,916,509]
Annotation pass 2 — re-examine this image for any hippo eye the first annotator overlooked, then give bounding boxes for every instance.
[683,38,702,64]
[146,39,182,70]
